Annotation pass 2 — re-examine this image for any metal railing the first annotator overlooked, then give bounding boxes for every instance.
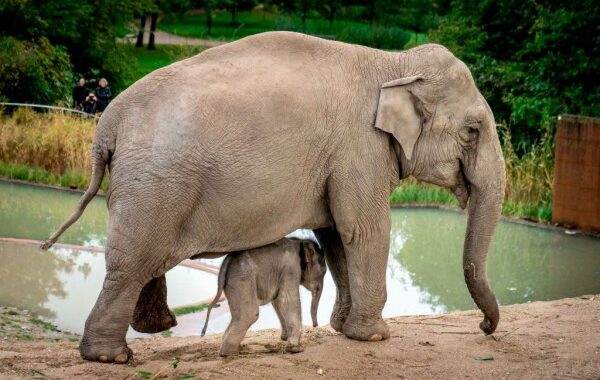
[0,102,99,119]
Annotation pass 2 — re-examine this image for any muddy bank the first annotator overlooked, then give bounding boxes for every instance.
[1,296,598,379]
[0,306,78,343]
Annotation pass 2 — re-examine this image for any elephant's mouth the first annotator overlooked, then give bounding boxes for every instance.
[452,168,471,209]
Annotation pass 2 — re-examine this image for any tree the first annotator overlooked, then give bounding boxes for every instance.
[219,0,257,26]
[0,0,140,95]
[148,12,159,50]
[429,0,600,151]
[135,15,147,47]
[0,37,72,104]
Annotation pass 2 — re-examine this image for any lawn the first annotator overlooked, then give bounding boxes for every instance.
[159,10,417,49]
[121,44,205,87]
[159,10,368,40]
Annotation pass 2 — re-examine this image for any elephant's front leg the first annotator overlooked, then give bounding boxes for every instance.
[314,227,351,333]
[327,166,392,341]
[131,275,178,333]
[340,223,390,341]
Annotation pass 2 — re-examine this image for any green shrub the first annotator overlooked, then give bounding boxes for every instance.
[0,37,73,105]
[336,25,410,49]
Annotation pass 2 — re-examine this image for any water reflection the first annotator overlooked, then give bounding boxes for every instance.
[391,209,600,312]
[0,181,107,246]
[0,241,218,335]
[0,242,76,318]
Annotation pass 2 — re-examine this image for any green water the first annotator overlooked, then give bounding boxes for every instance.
[0,179,599,334]
[0,181,108,246]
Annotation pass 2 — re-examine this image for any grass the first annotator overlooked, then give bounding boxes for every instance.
[30,318,59,332]
[0,108,108,191]
[0,110,553,222]
[172,303,209,317]
[498,122,554,222]
[159,10,413,49]
[390,179,458,206]
[121,44,205,87]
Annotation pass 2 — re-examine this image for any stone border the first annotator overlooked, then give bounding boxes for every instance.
[0,236,220,274]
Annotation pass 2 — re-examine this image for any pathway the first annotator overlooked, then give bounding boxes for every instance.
[121,29,226,48]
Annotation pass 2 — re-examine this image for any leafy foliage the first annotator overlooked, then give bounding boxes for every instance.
[0,36,72,104]
[0,0,139,96]
[429,0,599,152]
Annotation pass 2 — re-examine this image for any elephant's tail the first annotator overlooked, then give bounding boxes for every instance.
[40,122,113,250]
[201,254,232,337]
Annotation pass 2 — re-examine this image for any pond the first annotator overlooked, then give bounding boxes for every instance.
[1,180,599,336]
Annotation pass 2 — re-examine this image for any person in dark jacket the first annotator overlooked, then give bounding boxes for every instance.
[72,78,87,110]
[95,78,112,113]
[82,93,98,115]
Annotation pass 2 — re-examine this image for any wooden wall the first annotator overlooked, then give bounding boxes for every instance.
[552,114,600,232]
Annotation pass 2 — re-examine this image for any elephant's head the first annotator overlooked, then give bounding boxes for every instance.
[300,240,327,327]
[375,44,506,334]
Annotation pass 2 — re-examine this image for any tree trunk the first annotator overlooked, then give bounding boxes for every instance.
[301,0,307,33]
[231,5,238,26]
[328,4,335,33]
[205,5,212,36]
[135,15,146,47]
[302,12,307,33]
[368,0,375,25]
[148,13,158,50]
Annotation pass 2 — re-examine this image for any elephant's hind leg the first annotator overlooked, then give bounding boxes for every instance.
[79,245,146,364]
[131,275,177,333]
[80,239,178,363]
[219,278,259,357]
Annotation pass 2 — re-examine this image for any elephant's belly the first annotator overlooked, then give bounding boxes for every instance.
[182,195,333,256]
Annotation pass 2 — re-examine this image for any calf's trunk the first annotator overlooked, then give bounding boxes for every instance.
[311,279,324,327]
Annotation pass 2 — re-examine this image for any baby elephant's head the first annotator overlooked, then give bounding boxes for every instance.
[299,240,327,327]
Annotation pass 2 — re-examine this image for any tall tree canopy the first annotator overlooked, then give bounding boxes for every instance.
[0,0,141,103]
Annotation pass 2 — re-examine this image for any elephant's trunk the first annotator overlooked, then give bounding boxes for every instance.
[311,279,324,327]
[463,113,506,335]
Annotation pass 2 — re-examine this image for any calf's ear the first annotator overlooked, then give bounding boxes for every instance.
[302,241,317,265]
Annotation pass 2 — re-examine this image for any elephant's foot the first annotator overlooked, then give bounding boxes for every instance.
[79,336,132,364]
[330,299,351,333]
[285,343,304,353]
[131,305,177,333]
[280,331,288,341]
[219,344,240,357]
[342,314,389,342]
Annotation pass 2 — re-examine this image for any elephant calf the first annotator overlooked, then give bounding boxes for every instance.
[201,238,326,356]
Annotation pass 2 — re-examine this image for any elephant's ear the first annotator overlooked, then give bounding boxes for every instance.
[302,241,317,265]
[374,75,423,160]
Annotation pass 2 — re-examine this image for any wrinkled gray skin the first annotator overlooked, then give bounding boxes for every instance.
[201,238,326,356]
[42,31,506,364]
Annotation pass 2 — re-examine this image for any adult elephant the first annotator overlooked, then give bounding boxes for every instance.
[43,32,505,363]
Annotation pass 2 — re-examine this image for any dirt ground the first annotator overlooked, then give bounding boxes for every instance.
[1,296,598,379]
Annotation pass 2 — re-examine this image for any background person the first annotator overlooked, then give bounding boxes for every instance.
[95,78,112,112]
[82,92,97,115]
[72,78,87,110]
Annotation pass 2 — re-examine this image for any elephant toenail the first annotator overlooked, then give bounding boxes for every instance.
[115,353,129,363]
[98,355,109,362]
[368,334,383,341]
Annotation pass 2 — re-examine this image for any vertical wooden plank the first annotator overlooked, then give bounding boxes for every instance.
[552,115,600,232]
